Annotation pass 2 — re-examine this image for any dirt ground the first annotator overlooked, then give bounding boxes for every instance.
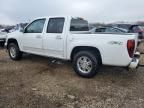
[0,43,144,108]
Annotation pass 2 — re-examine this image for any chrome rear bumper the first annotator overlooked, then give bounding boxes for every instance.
[128,51,140,69]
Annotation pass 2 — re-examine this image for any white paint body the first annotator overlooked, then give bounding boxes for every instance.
[5,16,139,67]
[0,32,7,41]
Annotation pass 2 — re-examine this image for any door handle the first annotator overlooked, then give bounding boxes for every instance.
[56,35,62,39]
[36,35,42,39]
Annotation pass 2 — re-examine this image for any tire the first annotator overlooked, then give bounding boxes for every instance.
[8,43,23,60]
[0,42,4,47]
[73,51,100,78]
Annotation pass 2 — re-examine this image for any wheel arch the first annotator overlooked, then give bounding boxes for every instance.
[70,46,102,64]
[7,38,19,49]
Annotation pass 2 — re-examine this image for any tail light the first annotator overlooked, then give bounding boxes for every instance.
[127,40,135,58]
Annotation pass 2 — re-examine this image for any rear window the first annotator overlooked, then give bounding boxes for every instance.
[70,18,89,31]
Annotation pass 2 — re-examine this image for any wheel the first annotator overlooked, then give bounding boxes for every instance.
[8,43,23,60]
[0,42,4,47]
[73,51,100,78]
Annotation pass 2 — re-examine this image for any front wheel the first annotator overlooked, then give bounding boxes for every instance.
[0,42,4,47]
[8,43,23,60]
[73,51,100,78]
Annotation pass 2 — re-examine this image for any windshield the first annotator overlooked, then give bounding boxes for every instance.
[70,18,89,31]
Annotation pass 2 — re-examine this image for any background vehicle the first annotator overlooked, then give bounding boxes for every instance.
[128,25,144,40]
[5,16,140,78]
[113,24,144,41]
[90,26,127,34]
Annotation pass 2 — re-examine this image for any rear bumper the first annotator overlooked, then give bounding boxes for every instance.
[128,52,140,69]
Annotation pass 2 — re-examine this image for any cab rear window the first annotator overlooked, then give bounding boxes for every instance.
[70,18,89,31]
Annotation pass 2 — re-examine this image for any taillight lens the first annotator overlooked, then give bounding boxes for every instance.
[127,40,135,58]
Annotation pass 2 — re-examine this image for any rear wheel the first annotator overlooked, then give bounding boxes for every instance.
[8,43,23,60]
[73,51,100,78]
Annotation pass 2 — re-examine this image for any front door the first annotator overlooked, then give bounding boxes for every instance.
[21,19,46,54]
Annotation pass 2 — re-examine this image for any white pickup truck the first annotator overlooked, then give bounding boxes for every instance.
[5,16,140,78]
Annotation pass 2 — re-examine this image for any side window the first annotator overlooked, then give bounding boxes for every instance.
[47,18,65,33]
[25,19,46,33]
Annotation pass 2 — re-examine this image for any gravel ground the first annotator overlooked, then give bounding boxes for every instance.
[0,43,144,108]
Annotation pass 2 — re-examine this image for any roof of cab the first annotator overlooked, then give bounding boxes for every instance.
[34,16,85,20]
[34,16,72,20]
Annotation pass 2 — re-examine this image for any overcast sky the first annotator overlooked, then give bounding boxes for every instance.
[0,0,144,25]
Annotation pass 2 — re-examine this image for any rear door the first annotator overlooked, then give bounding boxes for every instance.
[21,19,46,54]
[43,17,65,58]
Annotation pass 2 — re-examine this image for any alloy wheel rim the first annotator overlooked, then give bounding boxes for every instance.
[10,47,16,58]
[77,56,92,73]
